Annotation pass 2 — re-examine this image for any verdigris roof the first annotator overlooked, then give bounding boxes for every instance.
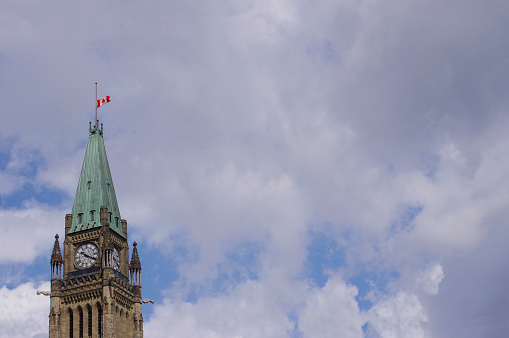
[68,126,125,238]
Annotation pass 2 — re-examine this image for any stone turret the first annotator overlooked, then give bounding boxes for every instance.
[129,242,142,286]
[51,234,63,280]
[49,234,64,338]
[129,241,143,337]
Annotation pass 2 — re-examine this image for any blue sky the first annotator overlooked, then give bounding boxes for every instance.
[2,0,509,337]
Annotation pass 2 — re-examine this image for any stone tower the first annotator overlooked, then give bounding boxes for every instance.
[49,122,143,337]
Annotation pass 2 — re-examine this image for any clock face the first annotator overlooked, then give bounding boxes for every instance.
[75,243,99,269]
[112,247,120,271]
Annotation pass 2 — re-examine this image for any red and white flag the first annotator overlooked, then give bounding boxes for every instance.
[97,95,111,108]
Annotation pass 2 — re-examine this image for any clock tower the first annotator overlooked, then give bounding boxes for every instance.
[48,122,144,337]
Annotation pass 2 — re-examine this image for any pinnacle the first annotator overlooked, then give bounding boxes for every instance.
[51,234,63,263]
[129,241,141,270]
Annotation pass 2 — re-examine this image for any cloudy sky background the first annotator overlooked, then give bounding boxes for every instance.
[1,0,509,337]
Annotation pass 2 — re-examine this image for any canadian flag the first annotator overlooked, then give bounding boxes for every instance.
[97,95,111,108]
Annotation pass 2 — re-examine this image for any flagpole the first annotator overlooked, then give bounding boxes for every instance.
[95,82,98,129]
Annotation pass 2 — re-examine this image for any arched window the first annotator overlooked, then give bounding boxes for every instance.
[97,303,102,337]
[78,306,84,338]
[87,305,92,337]
[68,308,73,338]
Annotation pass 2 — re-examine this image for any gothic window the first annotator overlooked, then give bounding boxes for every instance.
[115,217,119,227]
[109,212,112,222]
[90,210,95,221]
[97,303,102,338]
[87,305,92,337]
[78,306,84,338]
[68,308,73,338]
[87,181,91,189]
[78,213,83,224]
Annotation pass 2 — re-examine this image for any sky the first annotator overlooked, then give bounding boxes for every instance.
[1,0,509,337]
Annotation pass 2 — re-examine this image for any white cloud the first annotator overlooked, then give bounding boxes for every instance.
[417,263,444,296]
[0,282,50,338]
[368,292,428,338]
[299,277,365,338]
[366,263,445,337]
[145,280,293,338]
[146,276,367,338]
[0,205,64,263]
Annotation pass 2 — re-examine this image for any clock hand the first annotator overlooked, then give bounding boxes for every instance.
[82,253,96,260]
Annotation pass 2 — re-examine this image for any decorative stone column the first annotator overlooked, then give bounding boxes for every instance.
[130,242,143,337]
[49,234,63,338]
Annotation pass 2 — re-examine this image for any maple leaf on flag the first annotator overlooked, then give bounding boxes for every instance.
[97,95,111,108]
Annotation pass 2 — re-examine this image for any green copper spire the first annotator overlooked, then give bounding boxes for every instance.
[68,125,125,238]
